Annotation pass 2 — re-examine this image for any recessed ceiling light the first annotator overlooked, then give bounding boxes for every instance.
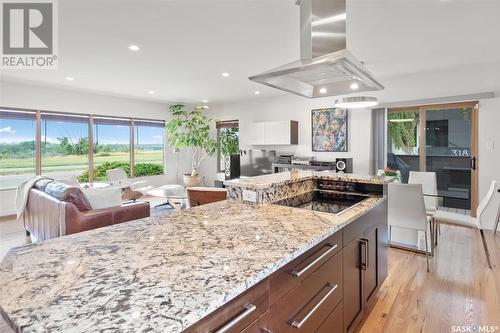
[128,44,140,52]
[65,77,74,81]
[254,91,260,95]
[319,87,327,94]
[350,83,359,90]
[221,72,230,77]
[148,90,155,95]
[202,99,208,103]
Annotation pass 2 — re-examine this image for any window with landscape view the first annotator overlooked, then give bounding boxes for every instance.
[88,117,131,182]
[41,113,89,181]
[134,120,164,177]
[0,108,165,189]
[0,110,37,189]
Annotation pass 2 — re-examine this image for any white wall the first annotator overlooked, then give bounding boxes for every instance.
[0,81,168,119]
[0,81,194,216]
[478,97,500,230]
[199,94,372,185]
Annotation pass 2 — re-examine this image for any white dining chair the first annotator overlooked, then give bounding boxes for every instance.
[409,171,440,245]
[409,171,438,216]
[389,183,432,272]
[433,180,498,268]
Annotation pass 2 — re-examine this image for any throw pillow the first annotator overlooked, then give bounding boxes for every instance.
[83,187,123,210]
[44,181,92,211]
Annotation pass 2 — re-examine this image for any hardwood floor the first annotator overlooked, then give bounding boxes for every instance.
[0,222,498,333]
[0,218,26,261]
[359,223,500,333]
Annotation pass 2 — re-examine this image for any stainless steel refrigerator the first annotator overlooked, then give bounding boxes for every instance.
[239,150,276,177]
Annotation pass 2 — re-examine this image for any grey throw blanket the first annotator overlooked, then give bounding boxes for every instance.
[15,175,53,219]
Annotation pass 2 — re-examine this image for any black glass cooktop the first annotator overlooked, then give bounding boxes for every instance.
[273,190,369,215]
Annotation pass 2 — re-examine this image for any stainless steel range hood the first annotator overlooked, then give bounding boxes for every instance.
[249,0,383,98]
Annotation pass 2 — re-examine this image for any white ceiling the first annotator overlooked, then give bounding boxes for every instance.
[2,0,500,105]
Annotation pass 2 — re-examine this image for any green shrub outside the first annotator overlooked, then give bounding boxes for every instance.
[77,161,163,182]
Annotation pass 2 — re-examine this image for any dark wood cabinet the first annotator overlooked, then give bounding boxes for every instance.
[268,252,342,333]
[343,200,388,333]
[316,302,343,333]
[342,239,364,333]
[270,231,342,304]
[185,199,388,333]
[239,311,269,333]
[363,225,378,302]
[183,280,269,333]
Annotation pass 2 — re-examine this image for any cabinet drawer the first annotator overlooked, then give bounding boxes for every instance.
[240,310,269,333]
[268,252,343,333]
[184,280,269,333]
[343,201,385,245]
[315,301,343,333]
[270,231,342,303]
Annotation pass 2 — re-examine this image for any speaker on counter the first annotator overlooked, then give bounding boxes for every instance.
[224,155,241,180]
[335,158,353,174]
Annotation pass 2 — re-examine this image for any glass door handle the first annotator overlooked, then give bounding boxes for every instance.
[470,157,477,171]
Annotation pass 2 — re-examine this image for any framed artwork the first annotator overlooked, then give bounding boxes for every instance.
[311,108,348,152]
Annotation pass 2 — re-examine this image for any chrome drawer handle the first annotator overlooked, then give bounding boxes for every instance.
[291,244,338,278]
[360,238,369,270]
[214,303,256,333]
[290,283,338,329]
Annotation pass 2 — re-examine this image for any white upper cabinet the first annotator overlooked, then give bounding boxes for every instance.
[247,122,265,145]
[247,120,298,145]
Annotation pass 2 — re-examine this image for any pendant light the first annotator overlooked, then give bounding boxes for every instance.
[334,96,378,109]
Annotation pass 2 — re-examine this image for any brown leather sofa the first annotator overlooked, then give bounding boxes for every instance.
[24,180,150,242]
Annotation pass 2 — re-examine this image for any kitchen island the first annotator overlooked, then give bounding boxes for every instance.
[0,172,392,333]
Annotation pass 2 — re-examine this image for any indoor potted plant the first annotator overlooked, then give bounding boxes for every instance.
[166,104,217,187]
[383,167,400,182]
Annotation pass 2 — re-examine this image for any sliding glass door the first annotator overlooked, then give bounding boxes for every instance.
[387,102,478,215]
[424,105,476,212]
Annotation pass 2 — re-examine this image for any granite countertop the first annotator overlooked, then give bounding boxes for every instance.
[0,196,384,333]
[224,170,394,190]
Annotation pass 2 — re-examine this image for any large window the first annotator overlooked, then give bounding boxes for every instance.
[0,110,36,189]
[91,117,131,181]
[134,120,164,177]
[41,113,89,180]
[0,108,165,189]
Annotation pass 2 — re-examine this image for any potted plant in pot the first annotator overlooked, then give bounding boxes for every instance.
[166,104,217,187]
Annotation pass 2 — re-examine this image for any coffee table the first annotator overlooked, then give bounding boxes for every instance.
[148,185,187,210]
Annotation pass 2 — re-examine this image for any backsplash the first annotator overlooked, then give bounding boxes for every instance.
[227,179,315,204]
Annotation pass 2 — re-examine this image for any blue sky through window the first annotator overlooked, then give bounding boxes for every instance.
[0,119,35,144]
[0,119,163,145]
